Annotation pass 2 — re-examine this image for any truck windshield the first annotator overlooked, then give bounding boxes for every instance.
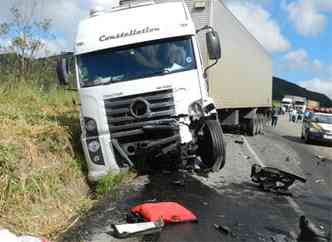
[77,36,196,87]
[311,114,332,124]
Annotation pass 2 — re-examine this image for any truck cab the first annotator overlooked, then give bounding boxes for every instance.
[57,1,225,181]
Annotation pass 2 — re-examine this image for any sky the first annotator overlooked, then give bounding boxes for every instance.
[0,0,331,98]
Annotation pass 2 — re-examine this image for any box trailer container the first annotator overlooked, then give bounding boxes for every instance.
[163,0,272,135]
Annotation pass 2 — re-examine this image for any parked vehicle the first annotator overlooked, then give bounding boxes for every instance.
[307,100,320,109]
[283,95,307,113]
[56,0,272,180]
[302,111,332,144]
[281,97,293,112]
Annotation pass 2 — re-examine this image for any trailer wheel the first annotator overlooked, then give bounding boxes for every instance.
[257,115,264,134]
[197,120,226,171]
[248,118,257,136]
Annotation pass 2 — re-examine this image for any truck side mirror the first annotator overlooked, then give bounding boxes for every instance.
[56,57,69,86]
[206,30,221,60]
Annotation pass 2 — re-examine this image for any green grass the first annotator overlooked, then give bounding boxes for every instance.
[272,100,281,107]
[96,172,128,196]
[0,82,134,239]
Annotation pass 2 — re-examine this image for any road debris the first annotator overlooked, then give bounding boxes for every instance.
[130,202,197,224]
[285,156,290,162]
[314,179,325,184]
[111,219,164,238]
[214,223,231,235]
[235,140,244,144]
[298,216,329,242]
[271,234,295,242]
[250,164,306,194]
[315,155,326,162]
[172,180,185,187]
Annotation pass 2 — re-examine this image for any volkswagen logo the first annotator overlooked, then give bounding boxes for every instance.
[130,98,150,118]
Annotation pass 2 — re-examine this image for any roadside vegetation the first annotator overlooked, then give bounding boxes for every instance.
[0,83,133,240]
[0,3,133,240]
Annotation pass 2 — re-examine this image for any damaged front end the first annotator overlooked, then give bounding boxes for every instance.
[105,89,225,173]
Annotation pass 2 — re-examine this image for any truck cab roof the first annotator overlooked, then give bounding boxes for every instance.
[75,1,195,55]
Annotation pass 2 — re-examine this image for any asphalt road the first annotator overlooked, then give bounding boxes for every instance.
[61,117,332,242]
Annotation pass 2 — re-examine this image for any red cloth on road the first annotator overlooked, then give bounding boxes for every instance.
[131,202,197,224]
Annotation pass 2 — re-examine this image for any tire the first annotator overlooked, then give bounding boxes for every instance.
[257,115,263,134]
[197,120,226,171]
[248,118,255,136]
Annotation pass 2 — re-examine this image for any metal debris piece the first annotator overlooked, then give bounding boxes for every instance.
[298,216,329,242]
[214,224,231,235]
[251,164,306,193]
[172,180,185,187]
[111,219,164,238]
[315,179,325,184]
[315,155,326,161]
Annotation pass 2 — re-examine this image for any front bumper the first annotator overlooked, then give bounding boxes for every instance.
[308,131,332,143]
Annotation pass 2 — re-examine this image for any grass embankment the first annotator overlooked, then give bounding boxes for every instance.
[0,84,131,240]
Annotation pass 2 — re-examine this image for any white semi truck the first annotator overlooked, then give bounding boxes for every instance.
[57,0,272,181]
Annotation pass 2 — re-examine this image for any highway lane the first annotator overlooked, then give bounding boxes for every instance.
[61,119,331,242]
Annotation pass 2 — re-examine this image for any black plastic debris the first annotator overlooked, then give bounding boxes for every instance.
[250,164,306,194]
[235,140,244,144]
[298,216,329,242]
[172,180,185,187]
[214,223,231,235]
[111,219,164,238]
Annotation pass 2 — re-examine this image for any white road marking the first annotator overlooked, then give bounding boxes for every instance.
[241,135,321,239]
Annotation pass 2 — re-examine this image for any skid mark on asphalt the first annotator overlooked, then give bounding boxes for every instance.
[242,135,323,239]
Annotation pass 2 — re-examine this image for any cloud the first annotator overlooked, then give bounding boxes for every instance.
[284,49,309,69]
[300,78,332,99]
[282,0,332,36]
[283,49,332,79]
[226,1,290,53]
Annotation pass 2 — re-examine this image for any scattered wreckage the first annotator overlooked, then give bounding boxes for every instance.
[111,202,197,238]
[251,164,306,195]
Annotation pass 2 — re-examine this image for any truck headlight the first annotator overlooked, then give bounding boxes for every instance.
[88,140,101,153]
[84,117,98,136]
[189,102,204,117]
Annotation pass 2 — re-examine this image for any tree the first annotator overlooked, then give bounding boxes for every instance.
[0,0,55,83]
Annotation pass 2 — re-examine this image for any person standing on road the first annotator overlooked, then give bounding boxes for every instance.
[288,108,293,121]
[291,109,297,123]
[271,106,279,127]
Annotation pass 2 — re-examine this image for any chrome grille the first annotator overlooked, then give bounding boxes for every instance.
[104,89,176,141]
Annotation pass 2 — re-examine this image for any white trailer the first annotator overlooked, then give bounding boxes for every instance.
[181,0,273,135]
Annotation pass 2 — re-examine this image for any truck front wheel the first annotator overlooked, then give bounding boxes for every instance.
[197,120,226,171]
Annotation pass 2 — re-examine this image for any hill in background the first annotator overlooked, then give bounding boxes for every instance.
[273,77,332,107]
